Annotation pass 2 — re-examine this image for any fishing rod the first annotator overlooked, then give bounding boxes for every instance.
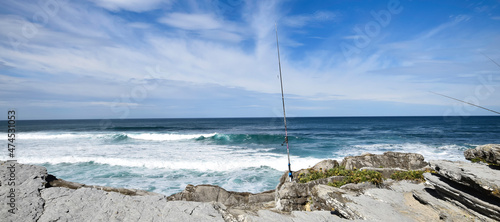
[275,23,293,182]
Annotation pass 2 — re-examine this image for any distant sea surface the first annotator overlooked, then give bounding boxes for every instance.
[6,116,500,195]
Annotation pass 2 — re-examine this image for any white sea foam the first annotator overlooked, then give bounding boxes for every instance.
[19,152,322,172]
[20,133,94,140]
[19,132,217,141]
[127,133,216,141]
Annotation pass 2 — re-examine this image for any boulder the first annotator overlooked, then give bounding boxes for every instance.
[274,176,347,212]
[311,159,340,171]
[275,182,311,211]
[464,144,500,166]
[429,160,500,199]
[341,152,428,170]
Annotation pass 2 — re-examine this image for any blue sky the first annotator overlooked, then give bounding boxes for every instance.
[1,0,500,119]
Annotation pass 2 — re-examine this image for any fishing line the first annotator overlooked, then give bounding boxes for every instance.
[430,54,500,115]
[430,91,500,115]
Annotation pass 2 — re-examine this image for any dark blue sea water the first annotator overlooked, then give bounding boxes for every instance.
[5,116,500,195]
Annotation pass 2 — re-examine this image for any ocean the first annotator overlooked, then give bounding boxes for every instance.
[6,116,500,195]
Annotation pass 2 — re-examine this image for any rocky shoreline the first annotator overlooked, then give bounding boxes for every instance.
[1,144,500,221]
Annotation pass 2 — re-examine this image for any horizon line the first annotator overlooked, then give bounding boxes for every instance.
[3,114,499,121]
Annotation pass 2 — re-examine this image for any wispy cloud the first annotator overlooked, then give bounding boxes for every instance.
[159,13,223,30]
[158,12,245,42]
[282,11,338,27]
[420,14,471,39]
[0,0,499,119]
[90,0,171,12]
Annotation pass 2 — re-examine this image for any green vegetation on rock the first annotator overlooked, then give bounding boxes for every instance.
[298,167,436,187]
[469,157,500,166]
[297,166,383,187]
[390,170,429,182]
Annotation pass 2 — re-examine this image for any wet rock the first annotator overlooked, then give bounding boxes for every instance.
[341,152,428,171]
[464,144,500,166]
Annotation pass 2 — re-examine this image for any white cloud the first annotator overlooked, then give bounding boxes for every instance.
[128,22,152,29]
[90,0,169,12]
[157,12,245,42]
[18,100,140,108]
[283,11,337,27]
[159,13,223,30]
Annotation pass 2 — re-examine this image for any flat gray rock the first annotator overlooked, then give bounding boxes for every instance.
[412,189,494,221]
[243,209,347,222]
[340,181,440,222]
[429,160,500,198]
[39,187,224,222]
[0,161,47,222]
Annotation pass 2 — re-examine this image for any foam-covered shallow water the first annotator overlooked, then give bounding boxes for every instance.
[5,117,500,195]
